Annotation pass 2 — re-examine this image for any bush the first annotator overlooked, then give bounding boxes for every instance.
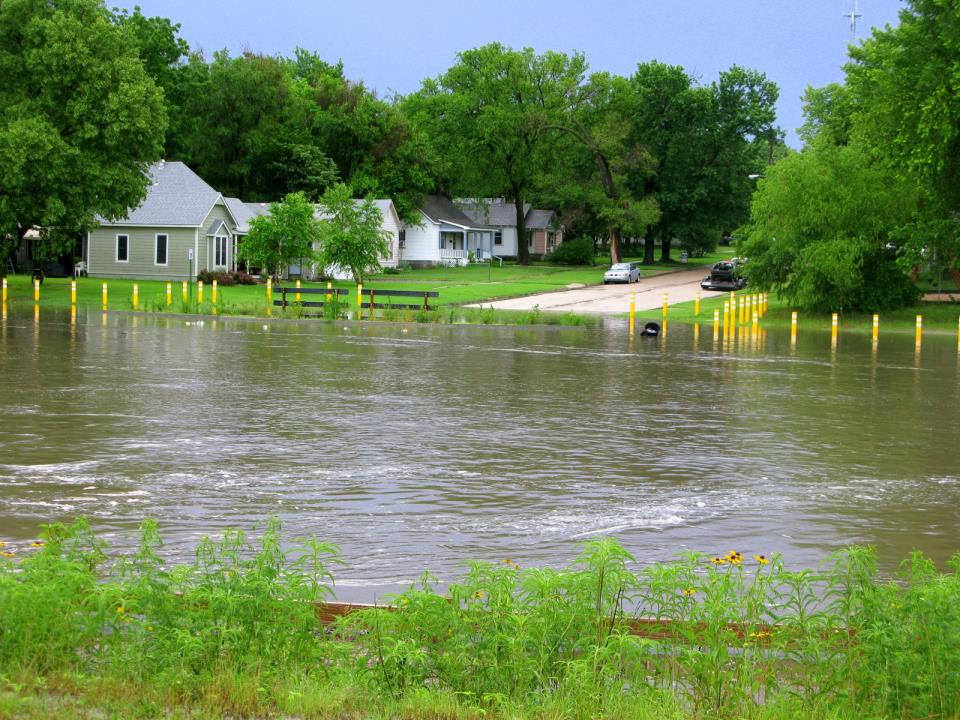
[546,237,595,265]
[195,270,257,286]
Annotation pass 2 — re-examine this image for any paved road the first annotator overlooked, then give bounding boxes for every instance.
[467,267,727,314]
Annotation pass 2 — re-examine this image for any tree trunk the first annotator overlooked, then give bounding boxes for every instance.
[660,235,671,263]
[514,192,530,266]
[643,228,656,265]
[609,227,621,265]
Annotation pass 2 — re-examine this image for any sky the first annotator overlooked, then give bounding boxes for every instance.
[114,0,906,147]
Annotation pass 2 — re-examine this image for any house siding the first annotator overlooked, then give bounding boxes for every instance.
[88,226,197,279]
[496,227,518,257]
[200,203,236,271]
[380,205,400,268]
[401,214,440,263]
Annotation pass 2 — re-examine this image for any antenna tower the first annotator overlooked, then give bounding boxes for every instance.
[845,0,862,36]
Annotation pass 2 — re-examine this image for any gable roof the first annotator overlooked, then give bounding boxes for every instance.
[456,198,559,230]
[421,195,483,229]
[525,208,557,230]
[224,197,268,234]
[99,161,221,227]
[312,199,398,225]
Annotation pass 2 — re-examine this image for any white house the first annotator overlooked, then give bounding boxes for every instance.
[400,195,491,266]
[304,198,402,280]
[456,198,564,259]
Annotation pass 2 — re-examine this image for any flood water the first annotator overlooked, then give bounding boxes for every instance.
[1,307,959,600]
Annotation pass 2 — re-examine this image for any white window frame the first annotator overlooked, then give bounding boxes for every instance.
[116,234,129,263]
[494,230,503,246]
[214,235,228,268]
[154,233,168,266]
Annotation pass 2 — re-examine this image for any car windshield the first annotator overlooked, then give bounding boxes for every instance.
[610,263,630,270]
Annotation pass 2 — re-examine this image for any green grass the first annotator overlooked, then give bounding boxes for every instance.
[1,518,958,719]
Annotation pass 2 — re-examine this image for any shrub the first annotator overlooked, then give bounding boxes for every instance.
[196,270,257,286]
[546,237,594,265]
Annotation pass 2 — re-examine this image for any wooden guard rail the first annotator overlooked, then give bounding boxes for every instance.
[273,286,348,309]
[361,288,439,312]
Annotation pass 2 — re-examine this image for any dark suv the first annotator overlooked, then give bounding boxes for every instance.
[700,259,747,291]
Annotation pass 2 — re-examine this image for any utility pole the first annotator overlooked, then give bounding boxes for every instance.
[844,0,862,37]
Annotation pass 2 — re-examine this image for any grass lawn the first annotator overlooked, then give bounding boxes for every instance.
[0,251,730,315]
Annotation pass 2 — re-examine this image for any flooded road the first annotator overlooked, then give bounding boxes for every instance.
[1,308,959,600]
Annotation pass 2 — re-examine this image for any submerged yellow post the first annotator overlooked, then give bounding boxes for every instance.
[1,277,6,303]
[33,278,40,302]
[295,279,301,303]
[723,301,730,331]
[713,308,720,332]
[70,279,77,305]
[694,291,701,317]
[629,292,636,336]
[915,315,923,345]
[357,283,363,314]
[791,311,798,345]
[831,312,839,341]
[166,282,172,306]
[661,292,668,318]
[266,277,272,304]
[872,314,879,341]
[101,282,108,309]
[132,283,139,309]
[197,280,204,304]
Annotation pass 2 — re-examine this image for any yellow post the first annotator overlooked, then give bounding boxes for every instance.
[295,279,301,303]
[872,314,879,341]
[326,281,332,304]
[752,309,758,327]
[661,292,668,318]
[357,283,363,314]
[694,291,701,317]
[723,301,730,331]
[791,311,798,345]
[33,278,40,302]
[182,281,188,303]
[740,295,747,325]
[266,277,273,304]
[915,314,923,345]
[197,280,204,304]
[212,279,218,305]
[166,282,172,306]
[1,277,6,303]
[629,292,636,336]
[831,312,839,340]
[101,282,108,309]
[763,292,769,315]
[713,308,720,331]
[132,283,139,309]
[70,279,77,305]
[791,310,798,329]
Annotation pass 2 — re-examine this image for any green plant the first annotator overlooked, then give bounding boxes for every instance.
[546,237,595,265]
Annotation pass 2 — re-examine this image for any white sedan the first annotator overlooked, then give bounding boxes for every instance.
[603,262,641,284]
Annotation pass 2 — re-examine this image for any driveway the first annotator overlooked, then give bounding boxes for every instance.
[467,267,726,314]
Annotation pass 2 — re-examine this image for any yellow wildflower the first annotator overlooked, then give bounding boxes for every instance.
[473,591,487,599]
[1,551,14,558]
[0,541,6,547]
[749,629,773,640]
[29,541,44,548]
[753,554,770,565]
[682,588,696,597]
[711,557,727,565]
[116,605,124,614]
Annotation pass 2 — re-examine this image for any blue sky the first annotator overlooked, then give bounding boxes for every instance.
[115,0,905,147]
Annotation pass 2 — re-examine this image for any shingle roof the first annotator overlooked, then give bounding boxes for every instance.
[98,161,221,226]
[456,199,527,227]
[313,199,395,222]
[421,195,482,228]
[224,197,268,234]
[525,208,556,230]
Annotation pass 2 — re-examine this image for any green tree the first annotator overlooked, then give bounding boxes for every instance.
[740,143,918,311]
[407,43,586,264]
[240,192,321,280]
[315,184,390,284]
[0,0,166,268]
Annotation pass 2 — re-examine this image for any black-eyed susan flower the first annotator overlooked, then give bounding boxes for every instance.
[29,541,44,548]
[753,554,770,565]
[0,541,6,547]
[473,591,487,599]
[711,557,727,565]
[1,551,14,558]
[501,559,520,569]
[116,605,124,614]
[682,588,696,597]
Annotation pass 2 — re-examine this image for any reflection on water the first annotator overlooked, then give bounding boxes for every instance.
[1,307,959,601]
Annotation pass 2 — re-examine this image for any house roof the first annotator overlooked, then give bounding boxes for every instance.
[98,161,221,226]
[312,199,396,223]
[456,198,559,230]
[525,209,556,230]
[421,195,483,229]
[224,197,269,234]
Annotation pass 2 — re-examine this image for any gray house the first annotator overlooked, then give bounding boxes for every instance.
[86,161,245,280]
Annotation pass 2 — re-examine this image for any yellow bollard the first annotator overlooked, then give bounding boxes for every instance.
[70,279,77,305]
[740,295,747,325]
[629,292,636,336]
[33,278,40,302]
[266,277,273,304]
[872,314,879,341]
[831,312,839,341]
[357,283,363,314]
[182,281,188,303]
[295,279,301,303]
[723,301,730,331]
[713,308,720,330]
[752,310,758,327]
[791,311,798,329]
[791,311,798,346]
[166,282,172,306]
[661,292,668,318]
[101,282,108,309]
[212,279,218,305]
[132,283,139,309]
[326,281,332,304]
[694,291,701,317]
[197,280,203,304]
[915,314,923,345]
[1,277,6,303]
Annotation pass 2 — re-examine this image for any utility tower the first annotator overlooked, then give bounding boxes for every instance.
[844,0,863,37]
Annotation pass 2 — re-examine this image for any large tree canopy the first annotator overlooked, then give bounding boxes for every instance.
[0,0,166,264]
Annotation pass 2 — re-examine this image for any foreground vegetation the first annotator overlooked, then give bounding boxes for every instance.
[1,519,958,719]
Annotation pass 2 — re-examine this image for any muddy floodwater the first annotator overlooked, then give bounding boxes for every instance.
[1,308,959,600]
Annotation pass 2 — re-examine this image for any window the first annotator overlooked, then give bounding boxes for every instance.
[494,230,502,246]
[440,231,460,250]
[398,229,406,249]
[155,233,168,265]
[547,232,556,251]
[527,230,534,248]
[214,235,228,267]
[116,234,129,262]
